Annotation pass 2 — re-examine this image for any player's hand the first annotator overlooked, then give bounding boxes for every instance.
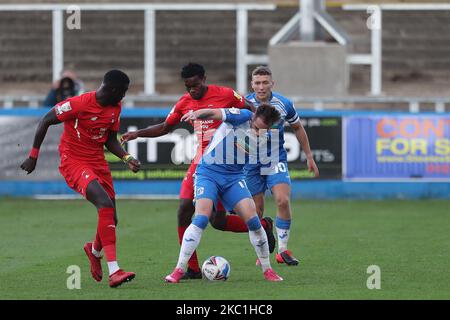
[120,131,138,145]
[20,157,37,175]
[307,156,320,178]
[127,158,141,173]
[181,110,197,122]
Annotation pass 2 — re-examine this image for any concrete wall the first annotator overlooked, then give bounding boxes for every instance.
[269,41,348,96]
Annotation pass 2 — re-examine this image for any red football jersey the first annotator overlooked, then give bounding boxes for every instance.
[165,85,246,158]
[54,91,121,162]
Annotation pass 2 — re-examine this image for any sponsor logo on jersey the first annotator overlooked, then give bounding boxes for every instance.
[233,90,243,102]
[91,128,107,140]
[55,101,72,115]
[229,108,240,115]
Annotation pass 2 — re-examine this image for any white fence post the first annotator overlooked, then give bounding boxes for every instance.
[435,102,445,113]
[144,9,155,95]
[300,0,315,41]
[236,8,248,94]
[52,10,63,82]
[371,6,382,95]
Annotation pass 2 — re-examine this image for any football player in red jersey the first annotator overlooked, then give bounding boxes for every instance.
[121,63,275,279]
[20,70,141,288]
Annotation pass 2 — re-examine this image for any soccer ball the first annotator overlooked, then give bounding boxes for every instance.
[201,256,231,281]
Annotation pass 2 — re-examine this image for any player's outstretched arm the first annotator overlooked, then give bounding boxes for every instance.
[181,109,223,122]
[20,109,61,174]
[120,122,174,144]
[290,121,320,178]
[106,131,141,173]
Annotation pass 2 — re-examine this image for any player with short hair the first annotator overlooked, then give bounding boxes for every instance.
[165,104,284,283]
[210,66,320,266]
[20,70,140,288]
[120,63,275,279]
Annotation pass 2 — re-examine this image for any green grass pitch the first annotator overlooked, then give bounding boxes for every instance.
[0,198,449,300]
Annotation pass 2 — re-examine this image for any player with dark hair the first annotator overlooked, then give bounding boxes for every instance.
[121,62,275,279]
[165,104,284,283]
[20,69,140,288]
[210,65,320,266]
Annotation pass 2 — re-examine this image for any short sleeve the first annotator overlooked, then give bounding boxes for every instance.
[225,88,246,109]
[165,103,183,126]
[53,96,82,122]
[285,100,300,124]
[223,108,252,126]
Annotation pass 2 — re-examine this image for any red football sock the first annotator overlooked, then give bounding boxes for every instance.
[98,207,116,262]
[225,215,249,233]
[178,226,200,272]
[93,231,102,252]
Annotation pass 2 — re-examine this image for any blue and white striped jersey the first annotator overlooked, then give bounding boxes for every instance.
[198,108,275,174]
[245,92,299,163]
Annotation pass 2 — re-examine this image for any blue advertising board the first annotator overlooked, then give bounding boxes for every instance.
[344,115,450,181]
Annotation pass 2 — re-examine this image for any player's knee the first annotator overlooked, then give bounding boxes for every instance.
[276,196,290,211]
[96,197,114,210]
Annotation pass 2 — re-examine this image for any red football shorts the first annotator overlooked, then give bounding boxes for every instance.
[59,153,115,199]
[180,161,225,212]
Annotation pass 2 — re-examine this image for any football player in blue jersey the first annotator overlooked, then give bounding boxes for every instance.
[165,104,284,282]
[210,66,320,266]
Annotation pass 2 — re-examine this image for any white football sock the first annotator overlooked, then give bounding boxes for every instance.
[276,227,291,253]
[107,261,120,275]
[91,246,102,258]
[249,227,271,272]
[176,224,204,271]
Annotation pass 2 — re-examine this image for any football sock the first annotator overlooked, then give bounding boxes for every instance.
[247,215,271,272]
[176,215,208,271]
[91,232,102,257]
[93,231,102,252]
[275,217,291,253]
[91,246,102,258]
[97,207,117,262]
[107,261,120,276]
[178,225,200,272]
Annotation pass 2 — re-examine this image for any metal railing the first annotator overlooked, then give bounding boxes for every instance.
[0,2,275,95]
[1,94,448,113]
[343,3,450,96]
